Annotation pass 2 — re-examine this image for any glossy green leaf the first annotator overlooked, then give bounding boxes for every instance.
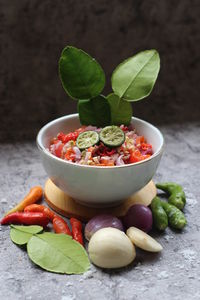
[107,93,132,125]
[78,95,111,127]
[27,233,90,274]
[10,225,43,245]
[59,46,105,100]
[111,49,160,101]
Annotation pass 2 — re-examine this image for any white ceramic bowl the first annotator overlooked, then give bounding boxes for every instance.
[37,114,164,207]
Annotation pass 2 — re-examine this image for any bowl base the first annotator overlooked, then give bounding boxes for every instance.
[44,179,156,222]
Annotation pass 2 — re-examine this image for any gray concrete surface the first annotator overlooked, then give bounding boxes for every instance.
[0,123,200,300]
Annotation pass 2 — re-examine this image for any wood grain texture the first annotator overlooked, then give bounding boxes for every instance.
[44,179,156,221]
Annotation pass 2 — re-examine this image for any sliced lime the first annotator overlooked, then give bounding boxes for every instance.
[76,131,99,150]
[99,126,125,147]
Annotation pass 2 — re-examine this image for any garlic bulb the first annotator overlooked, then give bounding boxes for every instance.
[88,227,136,268]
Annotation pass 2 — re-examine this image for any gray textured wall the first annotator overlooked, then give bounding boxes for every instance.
[0,0,199,141]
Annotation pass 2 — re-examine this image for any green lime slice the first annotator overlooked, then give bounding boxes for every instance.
[99,126,125,147]
[76,131,99,150]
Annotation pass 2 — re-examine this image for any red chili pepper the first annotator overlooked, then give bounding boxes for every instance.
[140,143,152,150]
[129,149,144,163]
[139,143,153,155]
[57,132,78,143]
[53,216,72,236]
[54,143,64,158]
[67,132,79,141]
[106,149,116,156]
[64,148,75,161]
[96,143,110,157]
[0,212,49,227]
[24,204,56,221]
[24,204,72,236]
[70,218,83,246]
[120,125,129,132]
[129,149,151,163]
[57,132,66,142]
[136,136,146,146]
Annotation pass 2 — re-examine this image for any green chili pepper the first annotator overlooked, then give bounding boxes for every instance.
[161,202,187,230]
[156,182,186,210]
[151,196,168,231]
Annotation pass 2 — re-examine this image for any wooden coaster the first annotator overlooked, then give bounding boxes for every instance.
[44,179,156,222]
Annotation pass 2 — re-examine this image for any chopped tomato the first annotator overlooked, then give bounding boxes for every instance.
[99,162,115,166]
[140,143,153,154]
[129,149,151,163]
[100,158,115,166]
[129,149,144,163]
[140,143,152,150]
[57,132,66,142]
[64,148,75,161]
[57,132,78,143]
[54,143,64,158]
[67,132,78,141]
[136,136,146,146]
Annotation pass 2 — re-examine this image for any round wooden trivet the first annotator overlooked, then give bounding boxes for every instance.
[44,179,156,222]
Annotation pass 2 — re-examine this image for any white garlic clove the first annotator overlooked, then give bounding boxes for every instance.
[127,227,163,252]
[88,227,136,268]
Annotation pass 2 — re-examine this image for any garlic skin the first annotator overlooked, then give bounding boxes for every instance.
[127,227,163,252]
[88,227,136,268]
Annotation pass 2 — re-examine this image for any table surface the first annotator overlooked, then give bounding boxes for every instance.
[1,123,200,300]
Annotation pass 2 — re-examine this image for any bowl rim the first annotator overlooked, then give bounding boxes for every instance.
[36,114,164,169]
